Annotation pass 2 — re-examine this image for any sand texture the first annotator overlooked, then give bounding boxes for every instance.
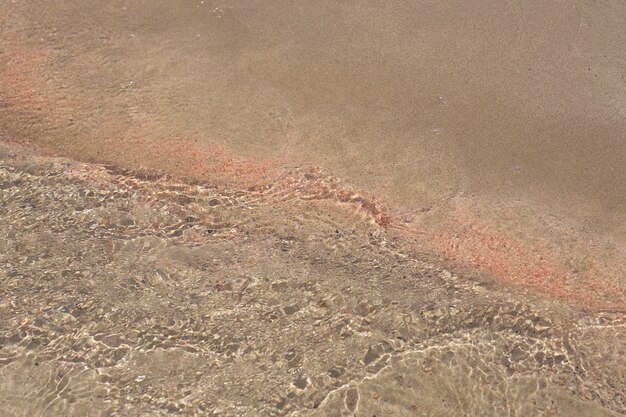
[1,141,624,416]
[1,0,625,415]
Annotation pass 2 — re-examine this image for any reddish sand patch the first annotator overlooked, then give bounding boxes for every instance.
[1,45,623,312]
[1,48,49,112]
[117,133,278,187]
[395,203,625,312]
[4,136,624,312]
[0,46,75,123]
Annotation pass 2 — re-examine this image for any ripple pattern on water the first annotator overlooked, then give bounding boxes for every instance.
[1,141,624,416]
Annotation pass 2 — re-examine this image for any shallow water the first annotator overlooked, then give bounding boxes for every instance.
[1,142,624,416]
[1,1,625,415]
[1,0,625,236]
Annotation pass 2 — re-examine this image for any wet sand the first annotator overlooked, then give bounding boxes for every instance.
[1,141,624,416]
[1,0,625,415]
[2,0,626,297]
[2,0,626,232]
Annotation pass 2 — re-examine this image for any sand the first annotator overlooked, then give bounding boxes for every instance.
[1,0,625,415]
[1,140,624,416]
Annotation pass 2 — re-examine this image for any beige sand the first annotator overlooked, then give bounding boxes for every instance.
[1,1,625,415]
[2,0,625,309]
[2,0,625,233]
[1,141,624,416]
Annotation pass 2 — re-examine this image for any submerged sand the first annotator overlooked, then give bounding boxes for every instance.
[1,0,625,299]
[1,0,625,415]
[1,141,624,416]
[2,0,626,233]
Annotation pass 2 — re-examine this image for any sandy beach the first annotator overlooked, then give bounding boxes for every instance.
[1,1,625,415]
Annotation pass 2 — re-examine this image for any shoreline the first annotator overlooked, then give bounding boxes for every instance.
[1,137,624,416]
[3,137,624,312]
[2,1,625,413]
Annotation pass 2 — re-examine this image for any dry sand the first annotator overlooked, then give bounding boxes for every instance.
[1,0,625,415]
